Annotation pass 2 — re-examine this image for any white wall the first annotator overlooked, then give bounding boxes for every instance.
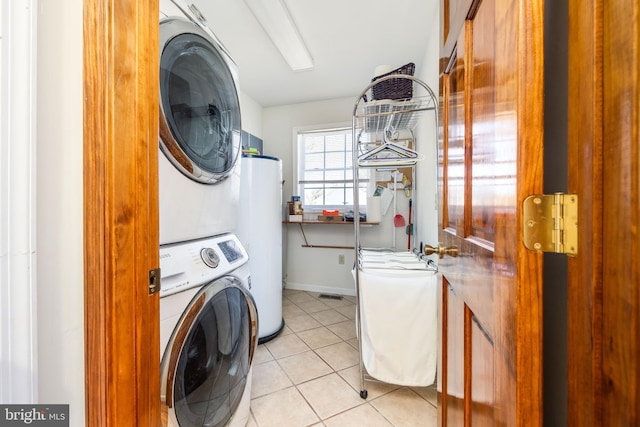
[262,15,441,295]
[413,8,440,250]
[263,98,361,295]
[239,89,263,138]
[0,0,39,404]
[263,97,355,200]
[36,0,85,425]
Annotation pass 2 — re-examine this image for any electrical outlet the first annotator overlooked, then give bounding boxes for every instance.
[338,254,345,265]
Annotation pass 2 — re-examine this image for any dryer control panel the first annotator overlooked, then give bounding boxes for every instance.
[159,233,248,297]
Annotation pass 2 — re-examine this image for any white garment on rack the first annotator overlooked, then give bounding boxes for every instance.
[355,266,437,387]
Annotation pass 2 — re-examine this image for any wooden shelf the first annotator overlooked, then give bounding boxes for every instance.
[283,220,379,225]
[283,220,379,249]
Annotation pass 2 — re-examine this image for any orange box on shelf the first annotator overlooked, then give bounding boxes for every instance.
[322,209,340,216]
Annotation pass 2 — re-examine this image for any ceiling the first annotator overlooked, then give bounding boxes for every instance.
[193,0,438,107]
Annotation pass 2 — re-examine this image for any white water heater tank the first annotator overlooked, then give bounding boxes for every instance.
[237,155,284,342]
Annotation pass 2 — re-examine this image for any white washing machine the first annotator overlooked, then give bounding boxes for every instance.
[159,0,242,245]
[160,233,258,427]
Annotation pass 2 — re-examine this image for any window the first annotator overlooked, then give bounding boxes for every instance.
[296,126,369,209]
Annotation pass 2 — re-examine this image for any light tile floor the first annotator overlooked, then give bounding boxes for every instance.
[246,289,437,427]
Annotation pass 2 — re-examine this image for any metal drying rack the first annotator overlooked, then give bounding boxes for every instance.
[351,74,439,399]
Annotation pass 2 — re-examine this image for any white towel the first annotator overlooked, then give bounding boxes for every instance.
[354,267,437,386]
[360,250,428,270]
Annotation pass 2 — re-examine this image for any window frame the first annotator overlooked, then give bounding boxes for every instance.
[293,122,369,211]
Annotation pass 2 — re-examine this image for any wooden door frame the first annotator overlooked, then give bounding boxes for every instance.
[83,0,160,425]
[567,0,603,424]
[569,0,640,424]
[599,0,640,421]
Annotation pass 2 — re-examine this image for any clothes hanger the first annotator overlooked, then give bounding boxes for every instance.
[357,129,423,166]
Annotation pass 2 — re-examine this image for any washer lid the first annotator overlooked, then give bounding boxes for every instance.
[159,17,241,184]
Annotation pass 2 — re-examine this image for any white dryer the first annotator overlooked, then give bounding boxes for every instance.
[159,0,242,245]
[160,234,257,427]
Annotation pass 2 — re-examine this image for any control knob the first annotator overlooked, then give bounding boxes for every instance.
[200,247,220,268]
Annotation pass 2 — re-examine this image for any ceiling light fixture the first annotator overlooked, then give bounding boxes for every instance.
[243,0,314,71]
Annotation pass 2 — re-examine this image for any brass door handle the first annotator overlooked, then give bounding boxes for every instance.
[424,243,459,259]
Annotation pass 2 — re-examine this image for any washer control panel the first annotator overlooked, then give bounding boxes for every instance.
[159,233,248,297]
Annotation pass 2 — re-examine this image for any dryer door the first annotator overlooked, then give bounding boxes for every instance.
[159,17,241,184]
[161,277,257,427]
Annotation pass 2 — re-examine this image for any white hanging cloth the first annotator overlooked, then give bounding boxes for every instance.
[353,252,437,387]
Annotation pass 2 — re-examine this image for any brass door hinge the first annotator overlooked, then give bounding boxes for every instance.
[523,193,578,256]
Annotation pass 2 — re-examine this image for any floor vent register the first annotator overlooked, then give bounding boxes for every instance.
[318,294,343,300]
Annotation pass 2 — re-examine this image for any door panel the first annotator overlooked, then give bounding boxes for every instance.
[438,0,544,425]
[470,0,498,243]
[469,308,494,426]
[442,0,474,58]
[447,42,466,235]
[442,281,465,426]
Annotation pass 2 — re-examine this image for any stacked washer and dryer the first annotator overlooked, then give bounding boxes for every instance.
[157,1,257,426]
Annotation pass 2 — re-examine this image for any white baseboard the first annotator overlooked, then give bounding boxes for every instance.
[285,281,356,297]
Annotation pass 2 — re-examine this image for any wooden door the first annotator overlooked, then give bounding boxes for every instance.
[437,0,544,425]
[84,0,160,424]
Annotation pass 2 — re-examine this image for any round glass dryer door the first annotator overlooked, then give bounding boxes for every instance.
[159,18,241,184]
[161,278,257,427]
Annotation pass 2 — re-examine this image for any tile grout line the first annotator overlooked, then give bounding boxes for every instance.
[251,289,436,426]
